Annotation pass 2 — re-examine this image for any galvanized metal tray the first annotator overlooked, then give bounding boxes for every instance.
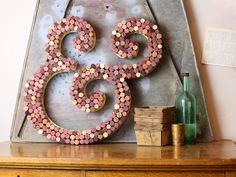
[11,0,213,143]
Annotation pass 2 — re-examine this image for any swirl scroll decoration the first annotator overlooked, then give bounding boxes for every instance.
[24,16,163,145]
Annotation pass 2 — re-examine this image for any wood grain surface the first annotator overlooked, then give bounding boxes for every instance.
[0,141,236,176]
[225,172,236,177]
[86,171,224,177]
[0,141,236,171]
[0,169,81,177]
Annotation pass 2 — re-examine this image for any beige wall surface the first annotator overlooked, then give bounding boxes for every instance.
[0,0,235,142]
[0,0,37,142]
[184,0,236,141]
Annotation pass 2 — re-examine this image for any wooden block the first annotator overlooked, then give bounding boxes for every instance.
[135,129,171,146]
[134,113,176,119]
[135,105,176,112]
[134,105,176,119]
[135,121,170,126]
[135,124,171,131]
[134,116,176,124]
[134,105,176,114]
[134,111,175,117]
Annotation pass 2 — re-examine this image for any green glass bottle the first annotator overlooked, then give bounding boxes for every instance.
[176,73,197,145]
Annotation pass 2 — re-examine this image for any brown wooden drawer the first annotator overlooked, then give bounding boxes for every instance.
[86,171,224,177]
[0,169,81,177]
[226,172,236,177]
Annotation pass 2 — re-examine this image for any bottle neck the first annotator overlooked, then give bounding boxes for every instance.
[183,76,190,92]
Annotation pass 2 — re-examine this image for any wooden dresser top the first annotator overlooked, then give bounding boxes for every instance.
[0,141,236,170]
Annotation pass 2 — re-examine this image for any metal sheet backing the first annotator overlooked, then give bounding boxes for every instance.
[11,0,213,143]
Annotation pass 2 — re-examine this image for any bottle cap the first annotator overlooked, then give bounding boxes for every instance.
[182,72,189,77]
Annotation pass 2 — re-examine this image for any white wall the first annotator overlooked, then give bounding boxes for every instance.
[0,0,235,142]
[0,0,37,141]
[184,0,236,141]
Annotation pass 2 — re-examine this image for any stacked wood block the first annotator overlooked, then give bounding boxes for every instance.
[134,106,176,146]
